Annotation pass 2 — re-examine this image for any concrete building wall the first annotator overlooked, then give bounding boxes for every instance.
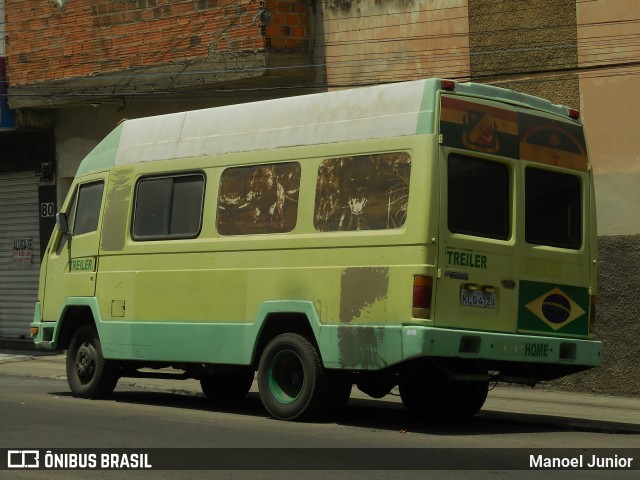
[577,0,640,235]
[319,0,470,88]
[468,0,580,107]
[546,234,640,397]
[551,0,640,397]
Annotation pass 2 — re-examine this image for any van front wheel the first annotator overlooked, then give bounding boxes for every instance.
[258,333,327,421]
[66,325,119,399]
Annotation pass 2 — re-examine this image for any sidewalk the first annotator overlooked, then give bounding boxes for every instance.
[1,347,639,434]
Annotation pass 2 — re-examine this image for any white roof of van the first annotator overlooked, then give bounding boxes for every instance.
[76,78,573,176]
[77,79,443,175]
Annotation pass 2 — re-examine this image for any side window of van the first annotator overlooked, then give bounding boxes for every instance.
[448,154,510,240]
[216,163,301,235]
[132,173,205,240]
[73,181,105,236]
[314,152,411,231]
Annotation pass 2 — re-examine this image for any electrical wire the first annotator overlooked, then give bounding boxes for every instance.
[1,0,638,100]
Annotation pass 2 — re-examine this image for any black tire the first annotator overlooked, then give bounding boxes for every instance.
[200,368,255,405]
[257,333,328,421]
[66,324,119,399]
[399,363,488,419]
[326,374,352,415]
[452,379,489,418]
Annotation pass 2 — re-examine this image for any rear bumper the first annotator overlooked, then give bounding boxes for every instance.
[402,325,602,367]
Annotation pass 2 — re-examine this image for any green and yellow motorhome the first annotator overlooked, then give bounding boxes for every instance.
[31,79,602,421]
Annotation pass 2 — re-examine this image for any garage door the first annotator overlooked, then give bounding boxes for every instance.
[0,171,41,339]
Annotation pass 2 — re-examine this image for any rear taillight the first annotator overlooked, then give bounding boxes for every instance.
[441,79,456,91]
[413,275,433,319]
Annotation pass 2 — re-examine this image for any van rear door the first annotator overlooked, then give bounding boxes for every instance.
[435,150,519,333]
[515,112,592,339]
[434,95,520,333]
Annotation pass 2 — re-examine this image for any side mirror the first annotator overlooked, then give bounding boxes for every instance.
[56,212,70,235]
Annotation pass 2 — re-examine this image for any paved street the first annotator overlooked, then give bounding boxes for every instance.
[1,350,639,433]
[0,350,638,479]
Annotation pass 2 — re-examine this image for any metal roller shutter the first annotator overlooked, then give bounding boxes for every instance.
[0,171,41,339]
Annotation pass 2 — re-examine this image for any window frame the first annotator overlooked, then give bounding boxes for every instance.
[313,152,412,233]
[216,162,301,236]
[447,153,511,241]
[71,180,105,237]
[131,172,206,241]
[55,180,105,256]
[524,166,583,250]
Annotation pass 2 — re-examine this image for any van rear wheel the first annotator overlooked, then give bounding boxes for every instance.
[257,333,327,421]
[399,363,488,419]
[200,368,254,405]
[66,324,119,399]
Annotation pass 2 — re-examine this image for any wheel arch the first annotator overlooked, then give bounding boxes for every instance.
[251,301,322,369]
[54,298,102,350]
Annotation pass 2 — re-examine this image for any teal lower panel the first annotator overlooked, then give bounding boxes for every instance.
[31,297,602,371]
[98,299,324,365]
[99,321,258,365]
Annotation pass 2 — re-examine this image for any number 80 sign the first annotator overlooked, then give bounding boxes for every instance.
[40,202,55,217]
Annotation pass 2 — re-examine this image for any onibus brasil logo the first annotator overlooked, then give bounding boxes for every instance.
[7,450,152,469]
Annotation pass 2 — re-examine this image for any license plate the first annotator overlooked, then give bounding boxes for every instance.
[460,288,497,309]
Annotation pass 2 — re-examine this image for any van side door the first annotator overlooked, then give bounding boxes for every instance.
[42,173,108,321]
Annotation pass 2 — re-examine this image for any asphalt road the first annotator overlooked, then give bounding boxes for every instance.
[0,374,638,480]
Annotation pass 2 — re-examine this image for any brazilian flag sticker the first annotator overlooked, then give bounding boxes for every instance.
[518,280,589,336]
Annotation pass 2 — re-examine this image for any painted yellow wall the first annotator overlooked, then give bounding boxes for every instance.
[578,0,640,234]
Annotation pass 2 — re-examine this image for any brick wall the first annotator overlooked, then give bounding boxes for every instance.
[4,0,308,87]
[264,0,309,50]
